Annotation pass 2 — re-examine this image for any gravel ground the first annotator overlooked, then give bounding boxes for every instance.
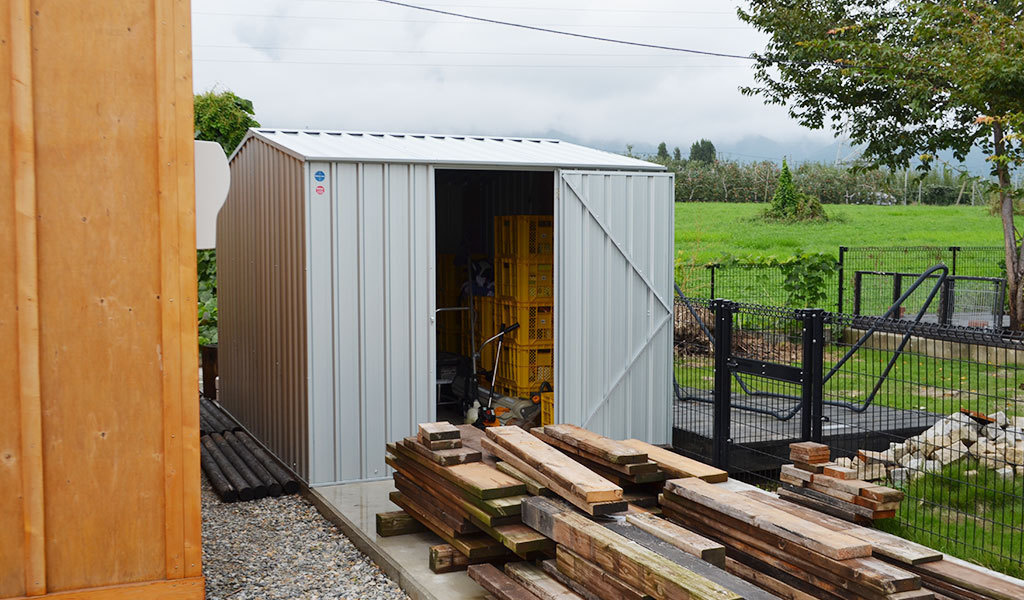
[201,478,411,600]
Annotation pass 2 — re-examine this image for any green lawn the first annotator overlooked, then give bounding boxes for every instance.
[675,202,1006,263]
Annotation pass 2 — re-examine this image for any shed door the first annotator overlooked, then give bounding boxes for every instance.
[555,170,675,444]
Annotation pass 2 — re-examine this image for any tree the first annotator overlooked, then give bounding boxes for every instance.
[673,146,682,161]
[194,89,260,155]
[192,89,260,345]
[739,1,1024,326]
[689,139,716,164]
[657,142,670,161]
[769,159,798,217]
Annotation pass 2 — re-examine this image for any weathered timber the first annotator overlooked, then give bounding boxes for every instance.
[555,546,651,600]
[539,559,603,600]
[224,431,283,496]
[504,562,584,600]
[497,461,553,496]
[429,544,472,573]
[389,491,510,560]
[604,521,780,600]
[481,438,627,516]
[724,557,820,600]
[530,428,660,477]
[385,452,525,519]
[522,496,743,600]
[777,485,876,520]
[393,472,479,534]
[200,442,237,502]
[426,438,463,450]
[403,436,482,466]
[809,474,874,497]
[468,564,543,600]
[664,479,872,561]
[659,493,921,596]
[860,486,905,503]
[235,430,300,493]
[908,559,1024,600]
[779,465,814,484]
[212,433,268,499]
[376,510,427,537]
[737,491,941,565]
[624,512,727,567]
[485,427,622,503]
[541,424,648,464]
[822,465,858,480]
[419,421,461,441]
[621,439,729,483]
[789,442,831,464]
[388,441,525,499]
[792,461,826,474]
[202,434,254,501]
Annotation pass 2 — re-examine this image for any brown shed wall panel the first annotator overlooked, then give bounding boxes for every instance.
[218,138,309,480]
[1,1,202,597]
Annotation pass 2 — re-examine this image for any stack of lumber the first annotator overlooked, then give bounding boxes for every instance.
[199,396,242,435]
[659,477,936,600]
[200,430,299,502]
[780,442,904,523]
[481,425,628,515]
[381,422,553,570]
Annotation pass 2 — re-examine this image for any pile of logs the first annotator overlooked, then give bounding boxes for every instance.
[780,442,904,523]
[198,399,299,502]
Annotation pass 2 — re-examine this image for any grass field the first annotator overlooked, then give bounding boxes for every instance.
[675,202,1006,262]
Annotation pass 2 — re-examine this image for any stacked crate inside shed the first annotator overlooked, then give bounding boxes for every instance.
[486,216,555,422]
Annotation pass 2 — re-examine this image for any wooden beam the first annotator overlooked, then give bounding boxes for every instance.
[385,453,525,520]
[388,491,510,561]
[375,510,426,537]
[468,564,542,600]
[624,512,726,567]
[555,547,650,600]
[539,560,603,600]
[664,479,871,561]
[10,0,45,593]
[531,428,660,477]
[620,439,728,483]
[504,562,584,600]
[724,557,820,600]
[496,461,553,497]
[419,422,460,441]
[387,442,525,500]
[522,496,743,600]
[6,577,205,600]
[539,424,647,464]
[403,436,481,466]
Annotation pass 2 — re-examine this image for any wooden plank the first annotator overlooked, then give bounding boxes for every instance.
[504,562,584,600]
[468,563,542,600]
[541,424,648,464]
[403,436,482,466]
[389,491,510,560]
[486,426,622,503]
[376,510,427,537]
[822,465,858,480]
[789,442,831,464]
[806,482,860,503]
[481,438,627,516]
[860,486,905,503]
[388,442,525,500]
[4,577,205,600]
[555,547,649,600]
[425,438,463,450]
[792,461,826,474]
[496,461,553,496]
[625,512,727,567]
[660,493,921,596]
[429,544,472,574]
[10,0,43,593]
[621,439,728,483]
[386,452,524,519]
[577,455,666,486]
[809,474,874,497]
[778,485,876,520]
[779,465,814,484]
[392,472,478,534]
[724,557,821,600]
[531,428,661,477]
[910,559,1024,600]
[522,496,743,600]
[458,424,502,467]
[737,491,941,565]
[539,559,603,600]
[420,421,461,441]
[665,479,872,561]
[604,522,781,600]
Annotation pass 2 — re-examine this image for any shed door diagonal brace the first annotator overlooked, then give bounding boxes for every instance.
[560,174,671,314]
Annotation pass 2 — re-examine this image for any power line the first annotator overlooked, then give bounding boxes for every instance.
[371,0,755,59]
[193,57,749,68]
[193,44,745,58]
[291,0,735,15]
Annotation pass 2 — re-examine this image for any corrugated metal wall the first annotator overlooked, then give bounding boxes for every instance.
[307,162,435,485]
[555,170,675,444]
[218,139,309,479]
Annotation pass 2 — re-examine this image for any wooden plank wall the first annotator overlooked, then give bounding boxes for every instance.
[1,1,203,598]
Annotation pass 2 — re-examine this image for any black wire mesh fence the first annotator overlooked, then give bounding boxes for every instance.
[672,288,1024,575]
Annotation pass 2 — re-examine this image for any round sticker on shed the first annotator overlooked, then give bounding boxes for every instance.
[315,185,326,195]
[314,170,326,182]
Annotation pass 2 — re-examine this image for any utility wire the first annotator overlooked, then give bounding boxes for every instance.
[297,0,735,15]
[372,0,755,59]
[194,44,745,58]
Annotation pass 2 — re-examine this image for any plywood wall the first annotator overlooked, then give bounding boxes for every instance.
[1,1,203,598]
[217,138,309,481]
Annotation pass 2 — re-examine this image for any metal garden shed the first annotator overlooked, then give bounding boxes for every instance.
[217,129,675,486]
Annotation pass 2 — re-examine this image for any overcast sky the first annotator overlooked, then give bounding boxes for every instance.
[192,0,837,155]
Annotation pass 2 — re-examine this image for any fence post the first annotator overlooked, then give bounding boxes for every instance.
[709,264,716,299]
[996,278,1007,328]
[837,246,847,313]
[950,246,960,277]
[711,299,733,471]
[939,278,954,325]
[854,271,863,316]
[893,273,903,312]
[800,309,826,443]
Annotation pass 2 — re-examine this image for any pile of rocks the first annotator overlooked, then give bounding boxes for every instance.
[852,410,1024,485]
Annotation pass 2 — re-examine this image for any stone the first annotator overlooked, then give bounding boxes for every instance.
[983,423,1002,441]
[973,438,997,457]
[934,441,969,466]
[997,466,1015,479]
[857,462,887,481]
[990,411,1009,428]
[1006,446,1024,465]
[964,469,979,478]
[932,412,975,436]
[922,460,942,474]
[890,442,909,463]
[1013,416,1024,429]
[1004,428,1024,445]
[958,425,979,445]
[859,449,893,465]
[1017,466,1024,478]
[891,468,909,486]
[904,457,925,472]
[981,456,1001,471]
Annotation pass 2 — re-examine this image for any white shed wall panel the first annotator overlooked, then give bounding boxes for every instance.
[307,162,435,485]
[555,170,675,444]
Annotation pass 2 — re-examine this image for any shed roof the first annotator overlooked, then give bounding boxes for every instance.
[241,129,665,171]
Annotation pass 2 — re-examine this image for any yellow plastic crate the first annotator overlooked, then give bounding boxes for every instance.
[494,215,554,258]
[495,343,553,392]
[495,257,553,301]
[495,299,553,344]
[540,392,554,426]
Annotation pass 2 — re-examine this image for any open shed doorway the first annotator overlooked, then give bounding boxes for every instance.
[434,169,555,427]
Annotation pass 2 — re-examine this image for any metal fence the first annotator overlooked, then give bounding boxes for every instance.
[852,270,1007,328]
[673,286,1024,573]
